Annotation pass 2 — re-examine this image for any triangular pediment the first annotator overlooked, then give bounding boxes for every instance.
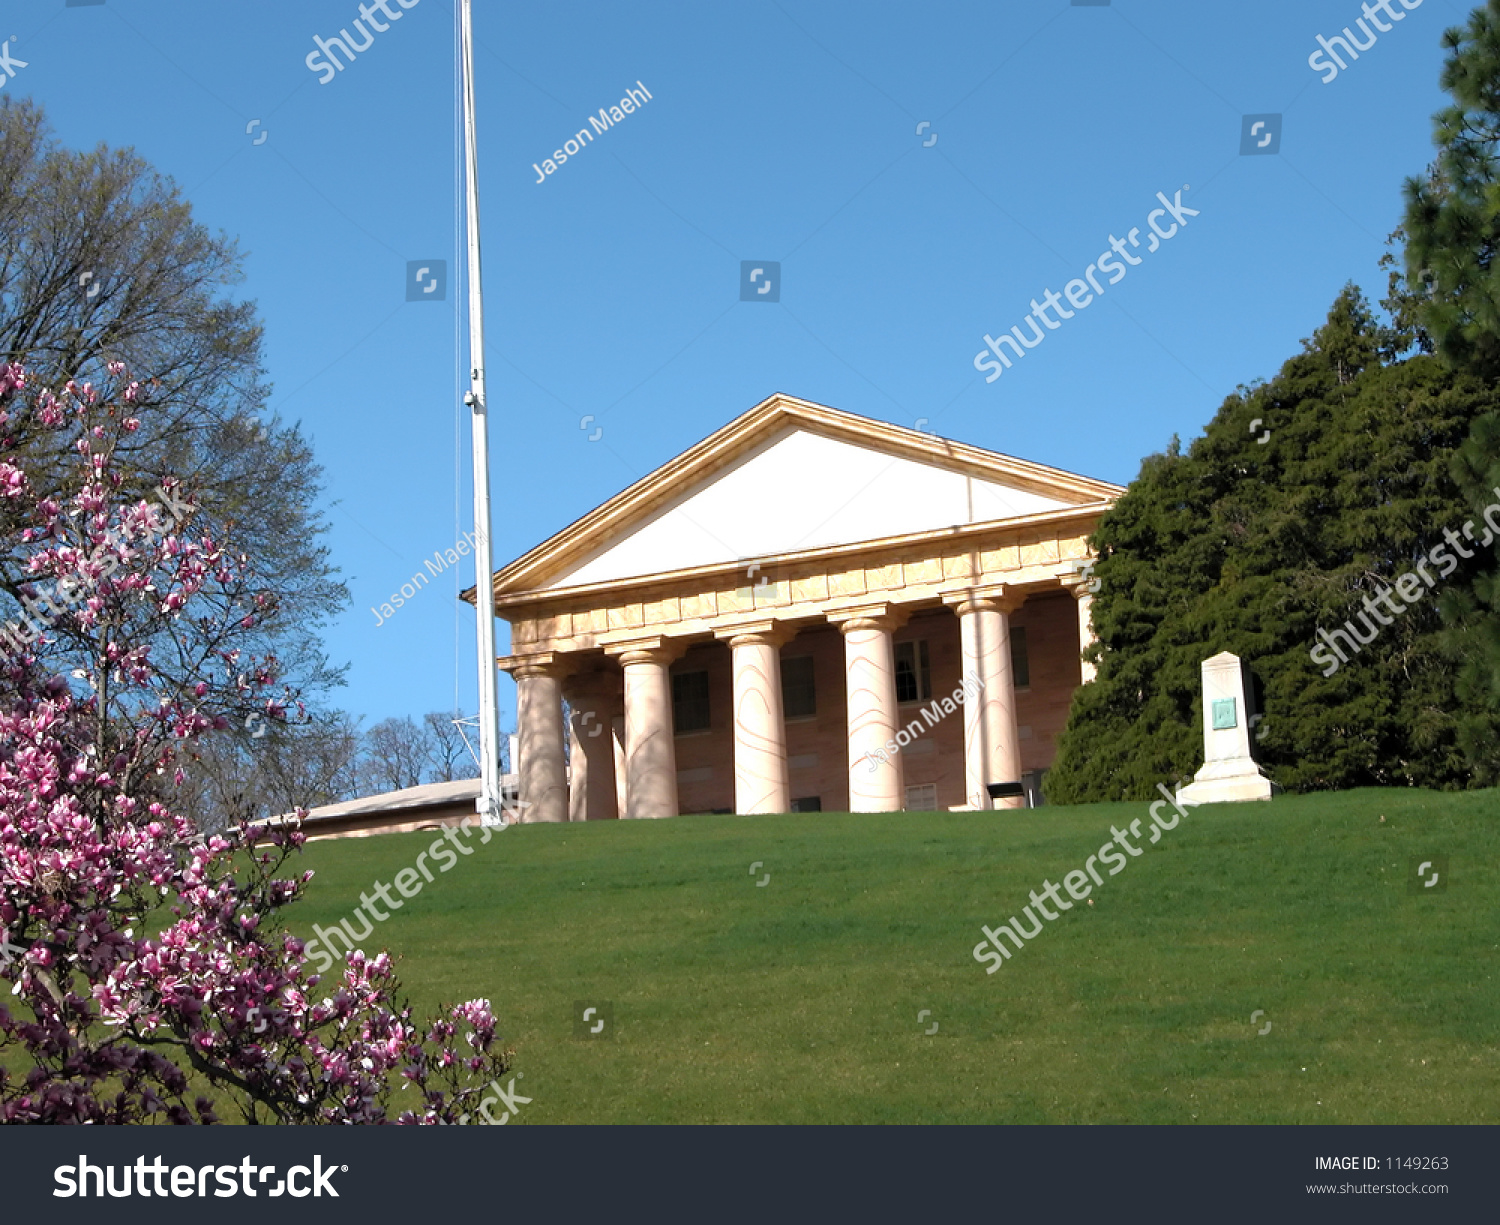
[490,395,1122,598]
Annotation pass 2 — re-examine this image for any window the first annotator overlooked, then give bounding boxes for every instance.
[790,796,822,813]
[781,656,816,718]
[672,670,711,734]
[1010,626,1030,689]
[894,640,931,703]
[904,783,938,811]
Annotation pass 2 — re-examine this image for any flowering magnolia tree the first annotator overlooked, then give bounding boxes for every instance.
[0,363,509,1123]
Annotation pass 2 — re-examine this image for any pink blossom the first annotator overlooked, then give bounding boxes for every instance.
[0,362,510,1125]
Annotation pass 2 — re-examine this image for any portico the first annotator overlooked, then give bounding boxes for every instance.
[479,395,1121,820]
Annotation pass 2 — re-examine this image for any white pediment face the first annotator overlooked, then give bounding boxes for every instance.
[542,426,1077,590]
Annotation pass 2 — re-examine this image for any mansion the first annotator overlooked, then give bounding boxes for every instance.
[483,395,1122,821]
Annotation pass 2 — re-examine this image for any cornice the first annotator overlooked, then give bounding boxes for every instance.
[462,394,1123,606]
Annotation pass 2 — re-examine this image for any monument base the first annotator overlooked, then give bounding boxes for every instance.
[1176,756,1279,805]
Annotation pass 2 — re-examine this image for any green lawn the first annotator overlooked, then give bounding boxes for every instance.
[288,788,1499,1124]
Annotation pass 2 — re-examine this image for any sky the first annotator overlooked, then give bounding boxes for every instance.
[0,0,1469,736]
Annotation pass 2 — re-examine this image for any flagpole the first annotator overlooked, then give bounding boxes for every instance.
[459,0,503,827]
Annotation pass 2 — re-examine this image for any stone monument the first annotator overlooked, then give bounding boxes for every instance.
[1175,651,1278,805]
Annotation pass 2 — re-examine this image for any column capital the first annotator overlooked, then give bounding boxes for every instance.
[1056,560,1100,600]
[941,585,1024,616]
[500,651,574,681]
[712,618,794,649]
[604,635,686,668]
[828,602,909,635]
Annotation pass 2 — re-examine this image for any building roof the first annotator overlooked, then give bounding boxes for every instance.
[254,777,520,841]
[465,393,1124,606]
[291,777,482,822]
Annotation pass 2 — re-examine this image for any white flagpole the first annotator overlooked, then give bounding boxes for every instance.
[460,0,503,827]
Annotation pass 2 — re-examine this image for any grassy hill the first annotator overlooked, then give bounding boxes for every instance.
[287,788,1499,1124]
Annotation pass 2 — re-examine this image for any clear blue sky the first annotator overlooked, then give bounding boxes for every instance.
[4,0,1469,732]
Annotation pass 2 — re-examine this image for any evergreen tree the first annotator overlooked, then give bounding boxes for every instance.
[1443,409,1500,765]
[1402,0,1500,719]
[1046,287,1500,803]
[1404,2,1500,378]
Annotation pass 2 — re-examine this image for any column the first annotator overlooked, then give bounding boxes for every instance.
[565,673,620,822]
[514,655,569,824]
[611,715,628,821]
[831,605,906,812]
[714,622,791,814]
[1068,569,1104,683]
[606,638,681,820]
[945,590,1024,810]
